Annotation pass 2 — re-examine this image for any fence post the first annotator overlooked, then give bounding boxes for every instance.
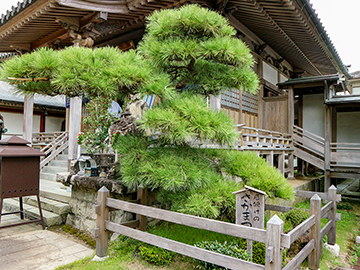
[137,186,148,231]
[265,215,284,270]
[327,185,337,245]
[309,194,321,269]
[95,186,110,258]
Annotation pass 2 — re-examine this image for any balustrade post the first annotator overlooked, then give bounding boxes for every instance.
[327,185,337,245]
[265,215,284,270]
[95,186,110,258]
[309,194,321,269]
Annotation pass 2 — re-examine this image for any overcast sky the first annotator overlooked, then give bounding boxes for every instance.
[0,0,359,73]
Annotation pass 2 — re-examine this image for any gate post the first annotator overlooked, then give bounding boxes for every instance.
[95,186,110,258]
[265,215,284,270]
[327,185,337,245]
[309,194,321,269]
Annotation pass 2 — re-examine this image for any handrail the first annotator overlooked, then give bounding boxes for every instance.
[293,125,325,143]
[40,140,69,170]
[41,131,68,154]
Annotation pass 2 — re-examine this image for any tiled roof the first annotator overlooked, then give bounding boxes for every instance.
[0,81,65,108]
[0,0,34,25]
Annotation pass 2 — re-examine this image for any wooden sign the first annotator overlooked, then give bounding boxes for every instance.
[233,185,265,229]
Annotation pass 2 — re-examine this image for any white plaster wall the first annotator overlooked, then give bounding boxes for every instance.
[302,94,325,138]
[263,62,278,86]
[337,111,360,143]
[279,74,288,83]
[352,87,360,95]
[45,116,64,132]
[0,111,40,137]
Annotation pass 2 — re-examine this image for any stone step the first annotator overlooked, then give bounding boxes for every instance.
[42,165,68,174]
[23,196,70,216]
[1,198,63,227]
[40,180,71,203]
[56,154,68,160]
[40,172,57,181]
[49,159,68,168]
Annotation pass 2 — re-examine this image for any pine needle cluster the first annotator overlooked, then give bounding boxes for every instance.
[138,92,238,146]
[1,47,170,99]
[138,4,259,95]
[113,135,294,220]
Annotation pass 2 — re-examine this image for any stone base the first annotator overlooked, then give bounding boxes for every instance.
[324,243,340,257]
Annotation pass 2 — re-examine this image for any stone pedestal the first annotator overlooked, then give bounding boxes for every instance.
[65,175,133,234]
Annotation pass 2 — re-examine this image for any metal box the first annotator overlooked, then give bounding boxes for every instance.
[0,136,46,229]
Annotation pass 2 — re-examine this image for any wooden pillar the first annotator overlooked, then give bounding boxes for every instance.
[309,194,321,269]
[327,185,337,245]
[23,95,34,143]
[136,186,148,231]
[278,151,285,175]
[324,105,332,191]
[239,91,243,124]
[287,86,294,134]
[40,112,46,133]
[95,186,110,258]
[68,96,82,162]
[209,95,221,113]
[265,215,283,270]
[287,152,294,179]
[266,151,274,167]
[257,59,264,129]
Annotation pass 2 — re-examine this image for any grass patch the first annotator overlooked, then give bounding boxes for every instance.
[62,224,96,247]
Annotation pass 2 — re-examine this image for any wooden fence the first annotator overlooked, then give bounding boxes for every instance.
[95,186,340,270]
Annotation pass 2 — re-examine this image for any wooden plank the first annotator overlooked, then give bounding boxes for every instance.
[282,239,314,270]
[320,201,333,217]
[68,96,82,160]
[295,190,341,202]
[105,221,265,270]
[292,134,324,154]
[120,220,139,229]
[106,198,267,243]
[287,215,315,246]
[320,220,332,240]
[294,148,324,169]
[331,152,360,164]
[265,204,293,213]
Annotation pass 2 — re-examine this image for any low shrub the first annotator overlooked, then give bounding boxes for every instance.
[138,245,173,265]
[282,209,310,227]
[193,240,249,269]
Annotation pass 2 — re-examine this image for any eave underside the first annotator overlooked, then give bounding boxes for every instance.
[0,0,345,77]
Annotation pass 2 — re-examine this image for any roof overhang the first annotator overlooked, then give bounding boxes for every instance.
[0,0,351,79]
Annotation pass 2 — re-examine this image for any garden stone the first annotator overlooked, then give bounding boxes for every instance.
[324,243,340,257]
[356,236,360,244]
[92,255,109,261]
[56,172,71,185]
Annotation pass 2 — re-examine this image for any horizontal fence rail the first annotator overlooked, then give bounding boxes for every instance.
[95,186,340,270]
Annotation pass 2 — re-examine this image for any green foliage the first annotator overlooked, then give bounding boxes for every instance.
[139,4,259,95]
[214,150,295,200]
[238,239,266,265]
[350,244,360,266]
[193,240,249,269]
[114,135,294,220]
[138,245,174,265]
[79,97,117,153]
[138,92,238,146]
[282,209,310,228]
[1,47,171,99]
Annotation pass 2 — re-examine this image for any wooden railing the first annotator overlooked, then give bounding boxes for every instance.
[237,125,292,151]
[40,131,68,169]
[32,131,64,148]
[330,142,360,168]
[94,186,339,270]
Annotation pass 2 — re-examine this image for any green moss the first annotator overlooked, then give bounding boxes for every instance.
[62,224,96,247]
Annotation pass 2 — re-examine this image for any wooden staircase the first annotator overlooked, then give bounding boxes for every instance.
[292,125,325,170]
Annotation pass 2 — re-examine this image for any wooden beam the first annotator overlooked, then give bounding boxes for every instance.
[31,28,68,49]
[57,0,129,14]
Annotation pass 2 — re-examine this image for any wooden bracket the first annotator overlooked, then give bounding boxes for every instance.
[95,205,101,215]
[266,246,274,263]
